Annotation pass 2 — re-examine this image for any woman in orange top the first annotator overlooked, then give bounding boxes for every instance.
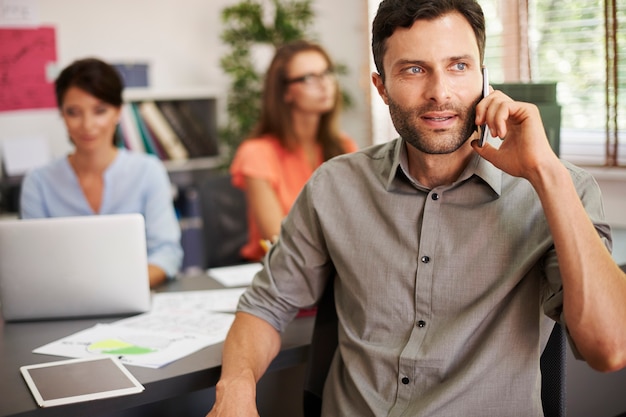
[230,40,358,261]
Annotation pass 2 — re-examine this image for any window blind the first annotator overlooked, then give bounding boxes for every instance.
[481,0,624,166]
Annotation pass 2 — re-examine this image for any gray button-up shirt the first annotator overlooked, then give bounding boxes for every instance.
[238,138,611,416]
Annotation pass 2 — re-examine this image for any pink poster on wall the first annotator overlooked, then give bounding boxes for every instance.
[0,26,57,112]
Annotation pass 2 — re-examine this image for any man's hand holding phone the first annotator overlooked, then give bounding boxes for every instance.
[472,67,559,182]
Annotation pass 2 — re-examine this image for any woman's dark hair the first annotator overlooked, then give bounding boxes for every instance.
[55,58,124,146]
[250,39,346,161]
[372,0,486,81]
[55,57,124,109]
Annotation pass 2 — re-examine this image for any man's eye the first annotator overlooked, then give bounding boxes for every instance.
[408,67,422,74]
[453,63,467,71]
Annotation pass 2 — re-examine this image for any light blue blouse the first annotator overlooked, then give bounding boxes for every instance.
[20,149,183,278]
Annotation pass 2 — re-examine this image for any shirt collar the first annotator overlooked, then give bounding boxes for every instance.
[471,149,502,195]
[385,137,502,195]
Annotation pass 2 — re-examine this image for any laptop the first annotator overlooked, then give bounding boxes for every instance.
[0,213,151,322]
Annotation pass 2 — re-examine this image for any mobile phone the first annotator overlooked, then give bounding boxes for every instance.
[478,66,489,147]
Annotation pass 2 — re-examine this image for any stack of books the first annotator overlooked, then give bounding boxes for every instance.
[117,99,219,161]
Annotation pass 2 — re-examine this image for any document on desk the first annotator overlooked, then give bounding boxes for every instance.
[149,287,247,314]
[32,288,246,368]
[207,262,263,287]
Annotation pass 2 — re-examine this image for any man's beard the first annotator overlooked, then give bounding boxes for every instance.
[388,95,481,154]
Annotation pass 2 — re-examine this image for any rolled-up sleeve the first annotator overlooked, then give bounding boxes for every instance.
[237,171,334,332]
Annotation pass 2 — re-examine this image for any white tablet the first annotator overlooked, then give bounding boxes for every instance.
[20,356,144,408]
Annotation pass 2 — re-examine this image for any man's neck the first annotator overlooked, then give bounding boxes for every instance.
[405,140,475,189]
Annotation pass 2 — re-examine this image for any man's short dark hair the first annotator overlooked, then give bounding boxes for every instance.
[372,0,486,81]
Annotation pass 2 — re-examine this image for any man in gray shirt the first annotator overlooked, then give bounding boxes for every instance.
[207,0,626,415]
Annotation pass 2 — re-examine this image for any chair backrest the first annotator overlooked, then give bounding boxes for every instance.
[303,279,338,417]
[303,281,567,417]
[197,173,249,268]
[541,321,567,417]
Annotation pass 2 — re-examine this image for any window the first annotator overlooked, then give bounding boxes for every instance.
[482,0,625,166]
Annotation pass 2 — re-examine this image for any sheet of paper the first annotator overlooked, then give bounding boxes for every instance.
[32,288,249,368]
[33,319,233,369]
[148,288,247,315]
[0,0,39,27]
[207,262,263,287]
[1,135,50,176]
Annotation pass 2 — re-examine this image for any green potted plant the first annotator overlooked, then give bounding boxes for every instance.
[218,0,315,167]
[219,0,351,167]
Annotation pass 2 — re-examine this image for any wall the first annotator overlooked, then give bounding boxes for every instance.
[0,0,371,169]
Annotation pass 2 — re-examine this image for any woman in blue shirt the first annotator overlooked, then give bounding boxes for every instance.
[20,57,183,287]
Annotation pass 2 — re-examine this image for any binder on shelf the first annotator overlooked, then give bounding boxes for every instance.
[115,125,125,149]
[119,104,146,153]
[137,101,189,161]
[130,103,161,158]
[170,100,218,157]
[156,101,215,158]
[141,122,169,160]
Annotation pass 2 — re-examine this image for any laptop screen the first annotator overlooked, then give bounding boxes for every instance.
[0,214,151,321]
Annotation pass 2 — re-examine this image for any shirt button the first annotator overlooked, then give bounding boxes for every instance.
[431,193,440,200]
[417,320,426,328]
[401,377,410,385]
[421,256,430,263]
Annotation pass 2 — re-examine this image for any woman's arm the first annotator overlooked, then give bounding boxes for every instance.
[244,176,284,241]
[19,172,48,219]
[143,160,183,278]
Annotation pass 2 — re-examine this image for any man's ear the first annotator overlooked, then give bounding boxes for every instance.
[371,72,389,105]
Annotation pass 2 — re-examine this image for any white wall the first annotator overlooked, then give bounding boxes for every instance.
[0,0,371,166]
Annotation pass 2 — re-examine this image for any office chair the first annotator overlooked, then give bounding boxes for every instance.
[197,173,249,268]
[541,321,567,416]
[303,280,567,417]
[303,279,338,417]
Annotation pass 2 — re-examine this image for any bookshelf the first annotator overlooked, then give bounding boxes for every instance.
[120,88,223,169]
